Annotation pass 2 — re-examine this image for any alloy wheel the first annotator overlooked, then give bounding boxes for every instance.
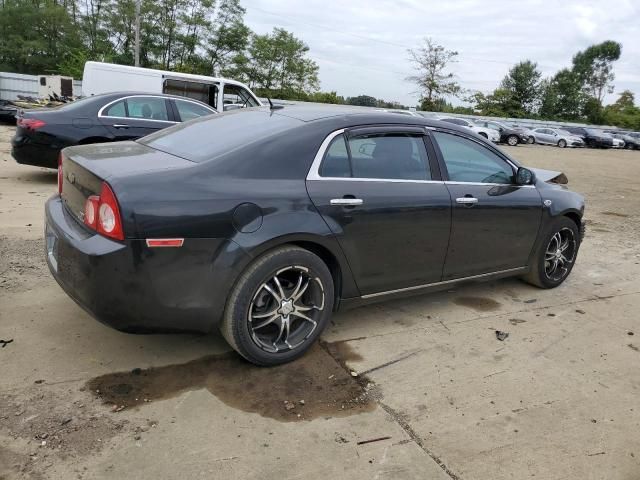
[507,135,518,146]
[544,228,577,282]
[248,266,325,353]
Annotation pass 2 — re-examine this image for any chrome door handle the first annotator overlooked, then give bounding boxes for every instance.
[112,124,129,128]
[330,198,363,206]
[456,197,478,204]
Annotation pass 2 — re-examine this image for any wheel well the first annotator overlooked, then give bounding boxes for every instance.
[78,136,110,145]
[289,241,342,308]
[563,212,581,230]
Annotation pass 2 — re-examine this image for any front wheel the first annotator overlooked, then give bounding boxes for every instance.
[523,217,580,289]
[507,135,519,146]
[221,246,334,366]
[557,139,567,148]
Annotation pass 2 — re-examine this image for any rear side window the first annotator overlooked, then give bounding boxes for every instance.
[104,100,126,117]
[433,131,513,184]
[320,133,431,181]
[174,100,214,122]
[127,97,169,121]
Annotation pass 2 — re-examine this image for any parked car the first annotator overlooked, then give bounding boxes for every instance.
[0,99,18,123]
[564,127,613,148]
[600,132,625,148]
[510,123,536,144]
[45,106,585,365]
[607,131,640,150]
[439,117,500,143]
[82,61,262,113]
[474,120,529,146]
[529,128,585,148]
[11,92,217,168]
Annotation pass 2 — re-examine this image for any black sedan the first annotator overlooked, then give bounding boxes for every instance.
[12,92,216,169]
[45,106,585,366]
[564,127,613,148]
[475,120,530,146]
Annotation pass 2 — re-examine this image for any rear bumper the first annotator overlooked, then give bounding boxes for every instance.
[45,196,251,333]
[12,134,59,168]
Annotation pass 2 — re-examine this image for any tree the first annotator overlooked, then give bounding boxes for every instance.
[202,0,250,76]
[538,69,586,120]
[603,90,640,130]
[347,95,377,107]
[499,60,542,116]
[241,28,319,99]
[572,40,622,103]
[407,38,460,111]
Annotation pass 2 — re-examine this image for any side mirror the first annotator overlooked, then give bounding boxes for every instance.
[223,104,243,112]
[516,167,535,186]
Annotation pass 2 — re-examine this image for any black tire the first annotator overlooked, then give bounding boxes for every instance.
[557,139,567,148]
[478,132,488,139]
[523,217,580,289]
[221,245,334,366]
[506,134,519,146]
[528,136,535,144]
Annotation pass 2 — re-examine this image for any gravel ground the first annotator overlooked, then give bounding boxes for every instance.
[1,123,639,480]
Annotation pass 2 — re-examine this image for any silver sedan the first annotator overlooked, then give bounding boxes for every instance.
[530,128,584,148]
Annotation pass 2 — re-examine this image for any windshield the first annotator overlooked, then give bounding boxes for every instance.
[557,129,573,136]
[139,109,299,163]
[585,128,601,135]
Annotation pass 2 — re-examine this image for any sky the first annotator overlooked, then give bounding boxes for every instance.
[242,0,640,107]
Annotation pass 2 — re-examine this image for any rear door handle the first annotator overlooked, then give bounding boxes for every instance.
[330,198,363,206]
[456,197,478,205]
[112,124,129,129]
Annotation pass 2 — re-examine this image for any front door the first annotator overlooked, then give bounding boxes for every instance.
[306,127,451,295]
[430,130,543,280]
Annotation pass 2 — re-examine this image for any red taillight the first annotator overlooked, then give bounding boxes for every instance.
[17,118,46,130]
[83,195,100,229]
[81,182,124,241]
[96,182,124,241]
[57,153,63,195]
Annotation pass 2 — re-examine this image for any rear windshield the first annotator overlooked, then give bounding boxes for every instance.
[139,109,299,163]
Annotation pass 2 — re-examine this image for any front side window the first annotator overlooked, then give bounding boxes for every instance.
[126,97,169,121]
[174,100,214,122]
[433,131,513,184]
[319,133,431,181]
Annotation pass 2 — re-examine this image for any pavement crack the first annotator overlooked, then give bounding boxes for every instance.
[359,350,423,376]
[378,402,462,480]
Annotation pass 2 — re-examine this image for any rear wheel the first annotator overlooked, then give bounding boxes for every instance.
[221,246,334,366]
[528,136,535,144]
[523,217,580,289]
[507,135,519,146]
[557,139,567,148]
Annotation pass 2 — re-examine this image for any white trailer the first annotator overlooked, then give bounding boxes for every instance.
[82,62,262,113]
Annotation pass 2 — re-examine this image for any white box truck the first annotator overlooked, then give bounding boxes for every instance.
[82,62,262,113]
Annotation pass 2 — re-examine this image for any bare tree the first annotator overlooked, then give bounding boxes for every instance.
[407,38,461,110]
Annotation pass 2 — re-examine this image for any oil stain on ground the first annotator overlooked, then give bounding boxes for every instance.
[86,343,375,422]
[454,296,502,312]
[601,211,629,218]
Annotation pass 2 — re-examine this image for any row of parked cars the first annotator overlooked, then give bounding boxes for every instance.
[384,109,640,151]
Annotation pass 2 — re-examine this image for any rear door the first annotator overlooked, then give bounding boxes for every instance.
[431,130,542,280]
[99,95,175,140]
[306,126,451,296]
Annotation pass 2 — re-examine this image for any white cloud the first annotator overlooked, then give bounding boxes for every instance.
[243,0,640,106]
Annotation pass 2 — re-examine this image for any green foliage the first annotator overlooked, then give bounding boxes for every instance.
[603,90,640,130]
[572,40,622,103]
[347,95,377,107]
[499,60,542,116]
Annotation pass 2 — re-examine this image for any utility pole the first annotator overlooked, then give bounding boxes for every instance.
[134,0,141,67]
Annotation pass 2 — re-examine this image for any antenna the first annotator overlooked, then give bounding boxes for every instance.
[267,98,284,110]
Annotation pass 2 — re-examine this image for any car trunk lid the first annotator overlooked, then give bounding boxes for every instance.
[60,141,194,226]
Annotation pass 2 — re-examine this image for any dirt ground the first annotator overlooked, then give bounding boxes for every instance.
[1,123,639,480]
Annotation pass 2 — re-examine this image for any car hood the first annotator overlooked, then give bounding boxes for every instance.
[530,167,568,185]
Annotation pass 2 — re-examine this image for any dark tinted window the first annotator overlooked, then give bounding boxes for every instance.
[319,133,430,180]
[433,132,513,184]
[140,110,300,163]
